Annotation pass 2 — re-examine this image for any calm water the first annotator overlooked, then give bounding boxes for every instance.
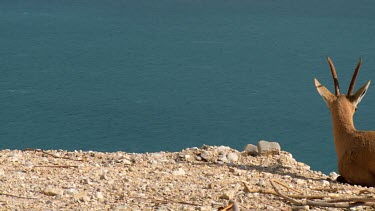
[2,0,375,173]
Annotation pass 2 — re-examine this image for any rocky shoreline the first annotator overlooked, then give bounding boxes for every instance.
[1,142,375,210]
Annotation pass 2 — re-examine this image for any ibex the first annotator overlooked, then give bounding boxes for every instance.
[315,57,375,187]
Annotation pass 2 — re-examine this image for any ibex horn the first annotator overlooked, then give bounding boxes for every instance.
[347,58,362,96]
[327,56,340,96]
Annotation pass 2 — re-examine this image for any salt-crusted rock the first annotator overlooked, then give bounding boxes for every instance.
[217,146,231,155]
[227,153,239,163]
[321,180,330,187]
[329,172,339,181]
[243,144,259,156]
[43,186,64,196]
[200,151,210,161]
[257,140,281,155]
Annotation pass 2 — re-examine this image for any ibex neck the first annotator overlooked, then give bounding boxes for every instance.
[331,111,356,133]
[330,110,356,158]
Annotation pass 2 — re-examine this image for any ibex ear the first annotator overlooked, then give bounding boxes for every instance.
[352,80,371,106]
[315,78,336,105]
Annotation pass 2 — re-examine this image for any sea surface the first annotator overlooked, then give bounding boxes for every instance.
[2,0,375,173]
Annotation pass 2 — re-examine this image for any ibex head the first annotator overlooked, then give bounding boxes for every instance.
[315,57,371,118]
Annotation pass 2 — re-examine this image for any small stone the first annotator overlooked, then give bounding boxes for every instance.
[293,179,305,185]
[64,188,78,195]
[243,144,259,156]
[43,186,64,196]
[81,178,93,185]
[73,191,89,201]
[257,140,281,155]
[257,179,266,187]
[24,161,34,168]
[95,191,104,200]
[219,190,235,200]
[200,151,210,161]
[113,205,131,211]
[227,153,239,163]
[329,172,339,180]
[321,180,330,187]
[197,205,212,211]
[172,168,186,176]
[218,154,228,163]
[121,158,132,165]
[292,205,310,211]
[217,146,231,155]
[229,167,242,176]
[0,168,5,176]
[100,174,108,180]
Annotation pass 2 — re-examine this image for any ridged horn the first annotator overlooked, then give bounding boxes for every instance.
[327,56,340,96]
[347,58,362,96]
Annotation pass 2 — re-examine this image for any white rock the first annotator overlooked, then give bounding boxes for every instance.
[257,140,281,155]
[200,151,210,161]
[64,188,78,195]
[95,191,104,199]
[43,186,64,196]
[321,180,330,187]
[227,153,239,163]
[217,146,231,155]
[329,172,339,180]
[243,144,258,156]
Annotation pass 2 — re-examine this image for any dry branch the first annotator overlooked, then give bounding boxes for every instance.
[269,180,374,208]
[34,165,79,168]
[0,192,37,200]
[128,196,201,206]
[23,148,85,162]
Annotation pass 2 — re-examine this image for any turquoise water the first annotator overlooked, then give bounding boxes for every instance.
[2,0,375,173]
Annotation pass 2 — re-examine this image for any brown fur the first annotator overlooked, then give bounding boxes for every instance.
[315,57,373,187]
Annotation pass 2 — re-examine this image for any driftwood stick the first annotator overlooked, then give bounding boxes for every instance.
[326,197,375,203]
[34,165,79,168]
[269,180,367,208]
[270,180,303,205]
[128,196,201,206]
[243,181,342,200]
[0,192,37,200]
[271,179,303,194]
[23,148,84,162]
[219,203,233,211]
